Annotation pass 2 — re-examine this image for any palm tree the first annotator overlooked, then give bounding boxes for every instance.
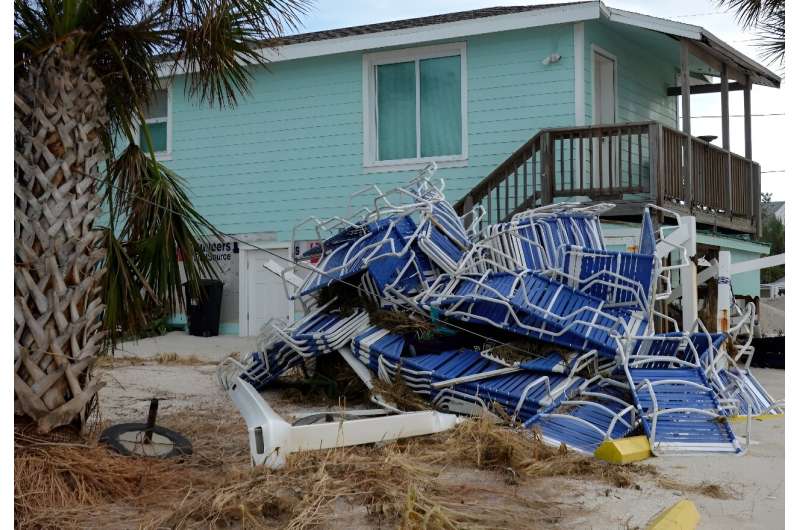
[718,0,784,67]
[14,0,310,433]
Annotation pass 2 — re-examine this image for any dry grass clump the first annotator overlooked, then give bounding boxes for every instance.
[488,340,574,365]
[656,478,736,500]
[418,415,655,489]
[145,437,563,530]
[14,430,184,529]
[144,414,652,529]
[371,375,431,411]
[94,354,147,368]
[15,404,730,529]
[368,309,436,336]
[152,352,207,365]
[95,352,210,368]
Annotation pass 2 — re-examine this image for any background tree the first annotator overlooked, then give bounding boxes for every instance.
[14,0,310,433]
[759,194,785,284]
[718,0,785,67]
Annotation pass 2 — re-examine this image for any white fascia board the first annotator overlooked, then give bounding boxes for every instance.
[606,8,701,39]
[158,2,601,77]
[699,29,781,87]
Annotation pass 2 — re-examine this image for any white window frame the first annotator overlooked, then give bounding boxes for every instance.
[362,42,468,171]
[135,84,172,161]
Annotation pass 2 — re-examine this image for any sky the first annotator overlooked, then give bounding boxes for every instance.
[290,0,788,200]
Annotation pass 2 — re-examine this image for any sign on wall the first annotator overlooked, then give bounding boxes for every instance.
[200,241,239,262]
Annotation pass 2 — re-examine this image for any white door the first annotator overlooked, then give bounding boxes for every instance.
[592,49,618,189]
[244,248,292,336]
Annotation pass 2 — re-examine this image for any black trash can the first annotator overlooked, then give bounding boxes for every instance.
[184,279,224,337]
[750,336,785,369]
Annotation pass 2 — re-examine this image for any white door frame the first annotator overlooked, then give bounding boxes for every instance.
[590,44,618,125]
[238,241,294,337]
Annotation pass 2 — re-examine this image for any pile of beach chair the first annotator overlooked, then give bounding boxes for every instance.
[240,165,780,457]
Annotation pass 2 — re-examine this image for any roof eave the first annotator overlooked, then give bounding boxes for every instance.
[158,2,601,77]
[157,0,782,88]
[605,7,781,88]
[700,29,781,88]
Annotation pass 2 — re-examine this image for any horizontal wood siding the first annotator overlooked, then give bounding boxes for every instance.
[164,25,575,239]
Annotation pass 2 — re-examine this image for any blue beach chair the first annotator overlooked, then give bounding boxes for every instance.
[525,377,636,455]
[558,246,658,313]
[619,334,745,455]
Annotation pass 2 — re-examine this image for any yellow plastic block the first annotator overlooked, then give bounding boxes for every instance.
[729,413,784,423]
[646,499,700,530]
[594,435,651,464]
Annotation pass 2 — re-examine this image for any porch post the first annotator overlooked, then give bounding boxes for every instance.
[743,75,755,226]
[744,74,752,160]
[716,251,732,333]
[680,40,693,211]
[721,64,732,217]
[541,132,554,205]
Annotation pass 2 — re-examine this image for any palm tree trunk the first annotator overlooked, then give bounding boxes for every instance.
[14,46,108,433]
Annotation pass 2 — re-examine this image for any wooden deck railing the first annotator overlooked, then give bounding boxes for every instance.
[455,121,761,234]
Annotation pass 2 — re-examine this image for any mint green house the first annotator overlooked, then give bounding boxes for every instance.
[149,2,779,335]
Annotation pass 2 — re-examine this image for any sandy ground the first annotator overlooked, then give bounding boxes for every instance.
[574,367,785,530]
[98,333,786,529]
[758,298,785,337]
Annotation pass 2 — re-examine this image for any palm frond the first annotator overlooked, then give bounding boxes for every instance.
[111,144,223,315]
[16,0,311,143]
[16,0,311,344]
[99,227,154,349]
[158,0,312,108]
[717,0,783,28]
[755,6,785,67]
[717,0,784,67]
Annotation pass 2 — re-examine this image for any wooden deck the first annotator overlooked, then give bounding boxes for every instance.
[454,121,761,234]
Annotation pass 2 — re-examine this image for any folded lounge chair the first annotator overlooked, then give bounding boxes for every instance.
[525,377,636,455]
[558,246,657,314]
[298,215,423,297]
[418,271,647,357]
[241,306,370,389]
[619,334,745,455]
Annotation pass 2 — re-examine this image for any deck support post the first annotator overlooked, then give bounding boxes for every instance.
[462,194,473,228]
[744,75,752,160]
[716,251,732,334]
[721,64,733,218]
[743,75,758,231]
[680,216,699,332]
[648,122,663,213]
[680,40,693,212]
[541,132,554,205]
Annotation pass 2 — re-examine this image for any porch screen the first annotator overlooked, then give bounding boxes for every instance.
[376,55,462,161]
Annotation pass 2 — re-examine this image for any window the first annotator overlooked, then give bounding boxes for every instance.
[364,43,467,168]
[138,87,171,159]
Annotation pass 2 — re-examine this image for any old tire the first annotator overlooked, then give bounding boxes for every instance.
[100,423,192,459]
